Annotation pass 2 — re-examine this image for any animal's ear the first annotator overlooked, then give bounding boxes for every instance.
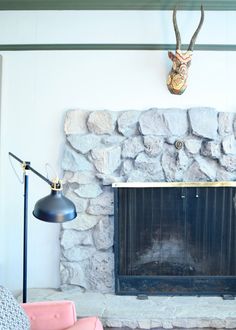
[168,51,176,61]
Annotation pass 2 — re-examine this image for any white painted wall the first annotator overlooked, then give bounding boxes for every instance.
[0,10,236,291]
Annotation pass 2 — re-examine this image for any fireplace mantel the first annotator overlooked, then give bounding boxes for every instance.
[113,181,236,188]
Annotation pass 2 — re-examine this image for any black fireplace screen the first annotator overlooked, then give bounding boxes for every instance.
[114,184,236,295]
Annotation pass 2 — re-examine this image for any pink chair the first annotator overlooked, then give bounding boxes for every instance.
[21,300,104,330]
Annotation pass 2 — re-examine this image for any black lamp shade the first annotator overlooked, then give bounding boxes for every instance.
[33,190,77,223]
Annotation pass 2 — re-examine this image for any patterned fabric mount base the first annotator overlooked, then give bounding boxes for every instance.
[0,286,30,330]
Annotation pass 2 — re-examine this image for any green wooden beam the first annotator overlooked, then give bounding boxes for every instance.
[0,44,236,51]
[0,0,236,11]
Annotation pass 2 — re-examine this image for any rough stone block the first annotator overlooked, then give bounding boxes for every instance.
[64,188,88,213]
[122,136,144,158]
[68,171,97,184]
[96,173,124,185]
[139,108,169,136]
[67,134,100,154]
[63,245,96,262]
[163,108,188,136]
[135,152,162,175]
[87,110,116,134]
[60,262,88,289]
[144,136,163,157]
[64,109,90,135]
[62,214,100,231]
[88,251,114,292]
[87,191,114,215]
[195,155,217,180]
[189,107,218,140]
[162,150,189,181]
[62,145,94,172]
[222,134,236,155]
[218,112,234,136]
[61,229,93,250]
[74,183,102,198]
[101,135,125,146]
[117,110,140,137]
[201,140,221,159]
[220,155,236,172]
[185,138,202,154]
[91,146,121,174]
[93,216,114,250]
[184,162,211,182]
[122,159,134,176]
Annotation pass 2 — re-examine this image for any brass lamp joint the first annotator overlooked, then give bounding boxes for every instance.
[22,161,30,173]
[51,178,63,191]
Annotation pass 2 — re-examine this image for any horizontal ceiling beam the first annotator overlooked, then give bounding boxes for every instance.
[0,44,236,51]
[0,0,236,11]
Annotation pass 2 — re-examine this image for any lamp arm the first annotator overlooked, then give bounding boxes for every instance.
[9,152,55,187]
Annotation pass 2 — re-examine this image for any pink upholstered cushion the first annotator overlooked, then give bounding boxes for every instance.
[65,317,104,330]
[22,301,77,330]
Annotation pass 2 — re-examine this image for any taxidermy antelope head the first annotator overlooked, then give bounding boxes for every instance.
[167,6,204,95]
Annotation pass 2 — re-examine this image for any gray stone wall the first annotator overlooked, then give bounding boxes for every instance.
[60,108,236,292]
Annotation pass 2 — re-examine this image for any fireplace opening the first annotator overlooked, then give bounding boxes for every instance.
[113,182,236,295]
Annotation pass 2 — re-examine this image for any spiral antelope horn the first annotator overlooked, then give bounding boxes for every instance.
[188,5,204,51]
[173,7,181,50]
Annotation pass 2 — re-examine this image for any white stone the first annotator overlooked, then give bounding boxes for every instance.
[62,145,94,172]
[220,155,236,172]
[101,135,125,146]
[91,146,121,174]
[222,134,236,155]
[185,138,202,154]
[216,168,236,181]
[87,191,114,215]
[135,152,162,175]
[87,110,116,135]
[93,216,114,250]
[96,173,124,185]
[64,188,88,213]
[122,159,134,176]
[139,108,169,136]
[68,171,97,184]
[60,262,88,289]
[63,245,96,262]
[189,107,218,140]
[62,214,100,231]
[67,134,100,154]
[64,109,90,135]
[184,161,210,182]
[137,320,151,329]
[201,140,221,159]
[61,229,93,250]
[195,155,217,180]
[122,136,144,158]
[117,110,140,137]
[218,112,234,136]
[88,251,114,292]
[163,108,188,136]
[162,150,189,181]
[74,183,102,198]
[144,136,163,157]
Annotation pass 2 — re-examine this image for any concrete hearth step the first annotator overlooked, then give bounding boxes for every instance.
[17,289,236,329]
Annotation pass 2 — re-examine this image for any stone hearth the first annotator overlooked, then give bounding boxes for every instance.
[60,107,236,295]
[19,288,236,329]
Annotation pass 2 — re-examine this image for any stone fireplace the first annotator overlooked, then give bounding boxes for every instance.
[60,107,236,295]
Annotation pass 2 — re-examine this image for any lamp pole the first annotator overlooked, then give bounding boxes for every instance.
[9,152,77,303]
[23,162,30,303]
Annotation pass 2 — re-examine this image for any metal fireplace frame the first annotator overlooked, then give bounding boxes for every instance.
[113,181,236,296]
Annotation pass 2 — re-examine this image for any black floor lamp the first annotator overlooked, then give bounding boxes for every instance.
[9,152,77,303]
